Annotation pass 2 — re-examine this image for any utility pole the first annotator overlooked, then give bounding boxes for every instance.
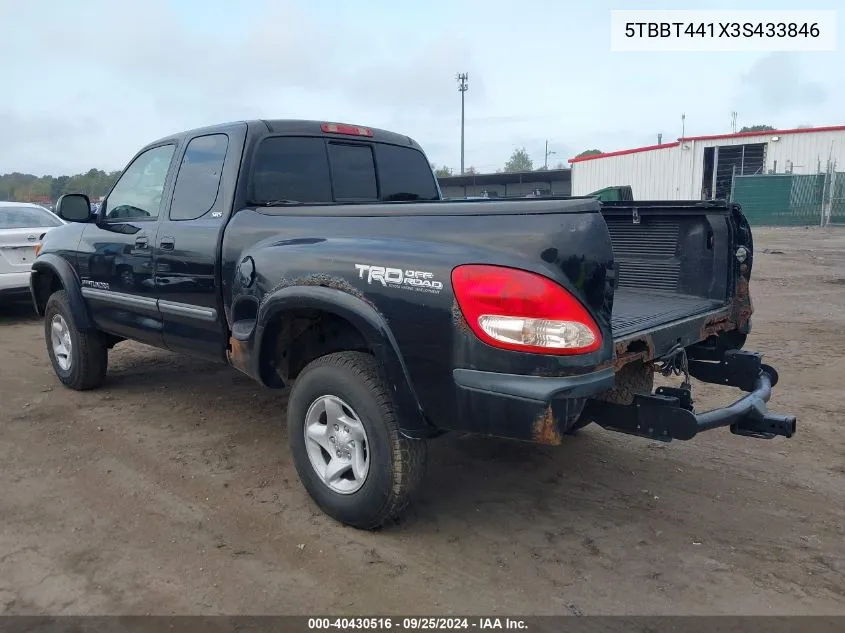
[731,111,738,133]
[544,140,556,170]
[681,113,686,139]
[657,132,663,144]
[457,73,468,174]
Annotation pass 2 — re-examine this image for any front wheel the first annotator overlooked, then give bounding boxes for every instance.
[44,290,108,390]
[287,351,427,529]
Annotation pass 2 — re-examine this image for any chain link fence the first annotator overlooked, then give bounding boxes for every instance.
[730,162,845,226]
[828,171,845,224]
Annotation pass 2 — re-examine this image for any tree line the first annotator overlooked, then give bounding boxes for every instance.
[432,148,568,178]
[0,169,121,204]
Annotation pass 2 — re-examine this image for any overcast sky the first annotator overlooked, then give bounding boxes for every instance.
[1,0,842,176]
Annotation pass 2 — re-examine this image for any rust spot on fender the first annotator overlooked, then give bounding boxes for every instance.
[228,337,248,373]
[451,299,471,335]
[532,405,563,446]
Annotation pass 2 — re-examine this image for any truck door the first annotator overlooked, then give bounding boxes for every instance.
[154,126,244,360]
[76,143,177,347]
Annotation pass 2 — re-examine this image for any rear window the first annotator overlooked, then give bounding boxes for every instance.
[252,137,332,203]
[328,143,378,200]
[374,143,439,201]
[250,136,438,204]
[0,206,63,229]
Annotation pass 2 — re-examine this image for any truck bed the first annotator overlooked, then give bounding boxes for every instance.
[611,289,724,338]
[602,204,734,341]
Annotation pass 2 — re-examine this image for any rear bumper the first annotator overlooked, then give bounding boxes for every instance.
[453,367,614,444]
[0,271,32,299]
[453,349,795,445]
[453,367,614,401]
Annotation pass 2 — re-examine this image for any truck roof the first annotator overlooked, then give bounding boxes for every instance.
[148,119,422,151]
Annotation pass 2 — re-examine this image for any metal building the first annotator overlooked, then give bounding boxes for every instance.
[570,126,845,201]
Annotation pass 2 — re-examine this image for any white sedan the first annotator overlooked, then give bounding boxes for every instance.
[0,202,65,301]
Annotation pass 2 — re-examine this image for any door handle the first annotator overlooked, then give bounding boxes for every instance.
[159,236,175,250]
[134,236,149,248]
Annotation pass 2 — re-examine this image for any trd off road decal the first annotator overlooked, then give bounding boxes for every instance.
[354,264,443,294]
[81,279,110,290]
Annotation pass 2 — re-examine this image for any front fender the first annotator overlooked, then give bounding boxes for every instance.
[252,285,432,438]
[31,254,95,329]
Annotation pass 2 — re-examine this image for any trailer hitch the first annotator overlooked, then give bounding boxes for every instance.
[583,350,796,442]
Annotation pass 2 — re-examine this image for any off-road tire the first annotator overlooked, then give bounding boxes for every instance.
[44,290,108,390]
[287,351,427,529]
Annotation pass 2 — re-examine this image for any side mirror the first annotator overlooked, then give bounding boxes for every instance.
[56,193,93,223]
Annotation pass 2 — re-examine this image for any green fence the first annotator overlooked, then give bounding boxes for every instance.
[732,174,818,226]
[731,172,845,226]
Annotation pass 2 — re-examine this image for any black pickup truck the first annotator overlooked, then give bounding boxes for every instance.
[31,120,795,529]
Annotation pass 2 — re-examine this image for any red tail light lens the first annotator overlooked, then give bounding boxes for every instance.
[451,264,602,355]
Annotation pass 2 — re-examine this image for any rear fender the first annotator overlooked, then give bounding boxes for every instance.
[30,254,95,329]
[253,285,431,437]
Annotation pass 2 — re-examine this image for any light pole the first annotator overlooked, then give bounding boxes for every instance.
[544,140,556,170]
[457,73,468,174]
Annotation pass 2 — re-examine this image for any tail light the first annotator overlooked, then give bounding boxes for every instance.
[451,264,601,355]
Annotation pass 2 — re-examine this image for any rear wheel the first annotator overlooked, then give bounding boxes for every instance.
[287,351,427,529]
[44,290,108,390]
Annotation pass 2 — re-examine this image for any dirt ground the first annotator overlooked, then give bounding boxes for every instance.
[1,226,844,616]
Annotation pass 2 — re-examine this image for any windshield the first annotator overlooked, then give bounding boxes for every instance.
[251,137,439,204]
[0,206,63,229]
